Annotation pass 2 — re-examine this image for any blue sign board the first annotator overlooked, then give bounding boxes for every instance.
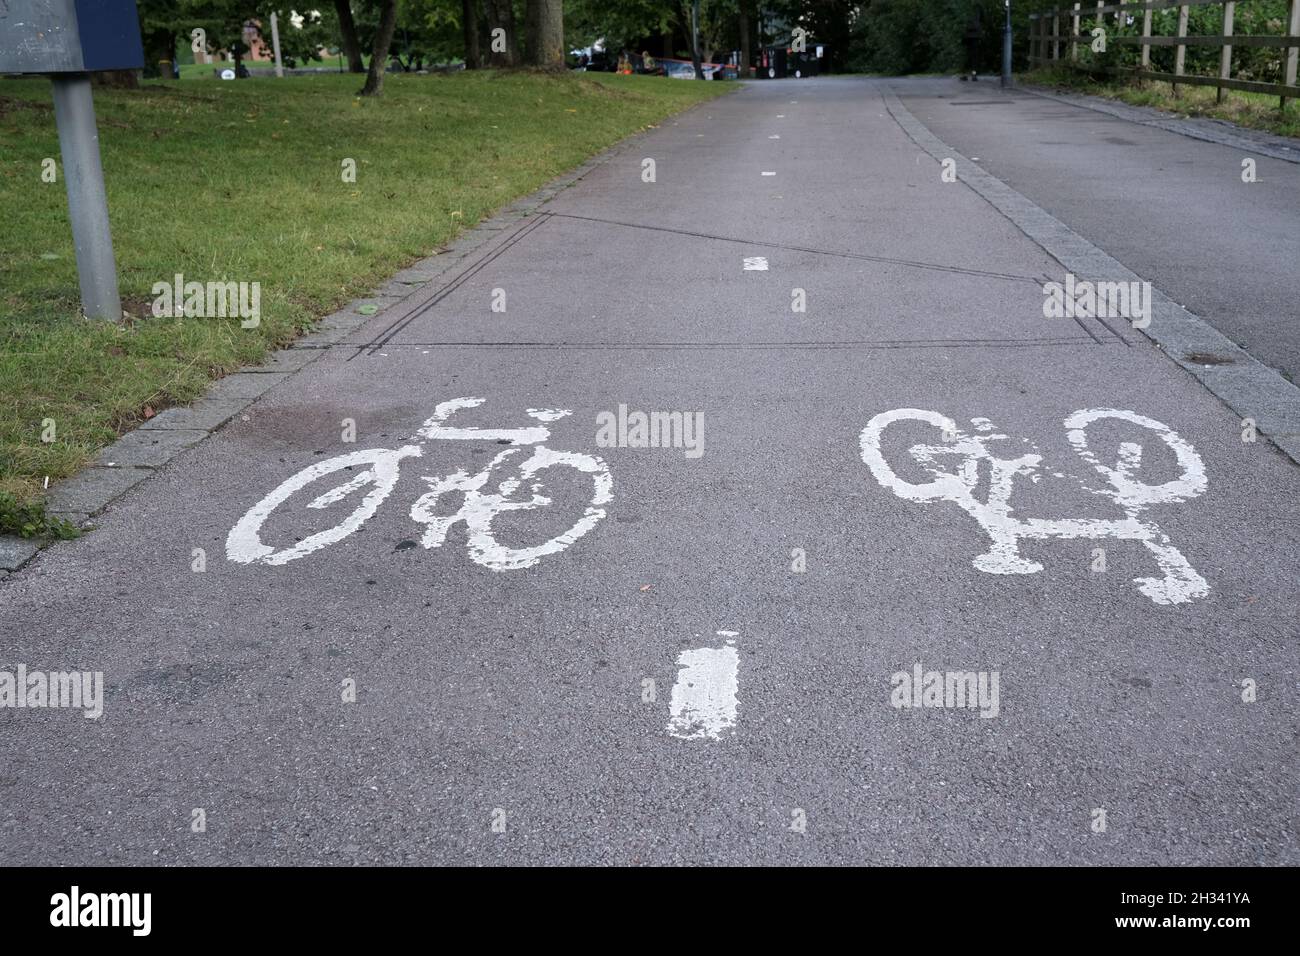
[0,0,145,74]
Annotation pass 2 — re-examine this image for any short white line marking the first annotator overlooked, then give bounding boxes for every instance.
[761,171,776,176]
[743,257,769,271]
[769,134,780,139]
[667,637,739,741]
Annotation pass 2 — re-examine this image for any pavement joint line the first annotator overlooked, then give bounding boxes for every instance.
[884,85,1300,470]
[1018,84,1300,166]
[545,211,1043,284]
[356,212,554,356]
[0,97,718,578]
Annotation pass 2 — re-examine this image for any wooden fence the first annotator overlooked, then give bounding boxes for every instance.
[1028,0,1300,107]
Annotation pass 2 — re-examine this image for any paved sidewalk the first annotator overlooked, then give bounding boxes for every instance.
[1,76,1297,865]
[897,76,1300,382]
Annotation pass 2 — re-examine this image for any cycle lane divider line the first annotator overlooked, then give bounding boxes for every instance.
[883,86,1300,469]
[666,631,741,742]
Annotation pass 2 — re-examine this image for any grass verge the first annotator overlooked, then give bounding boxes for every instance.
[1021,66,1300,139]
[0,69,728,523]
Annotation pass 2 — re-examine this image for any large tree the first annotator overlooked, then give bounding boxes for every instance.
[524,0,565,69]
[462,0,481,68]
[483,0,519,66]
[359,0,401,94]
[334,0,367,71]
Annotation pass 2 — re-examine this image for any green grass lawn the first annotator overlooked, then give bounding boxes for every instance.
[1022,66,1300,139]
[0,70,728,516]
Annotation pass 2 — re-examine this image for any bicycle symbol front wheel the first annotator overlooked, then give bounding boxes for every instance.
[227,445,421,566]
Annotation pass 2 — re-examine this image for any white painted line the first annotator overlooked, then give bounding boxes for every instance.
[776,114,784,118]
[761,171,776,176]
[769,135,780,139]
[743,257,768,271]
[667,638,739,741]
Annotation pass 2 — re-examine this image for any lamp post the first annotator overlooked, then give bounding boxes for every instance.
[1002,0,1013,87]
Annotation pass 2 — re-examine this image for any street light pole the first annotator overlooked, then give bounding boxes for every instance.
[1002,0,1013,87]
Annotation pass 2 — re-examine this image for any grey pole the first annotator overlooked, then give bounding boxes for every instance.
[1002,1,1013,88]
[50,73,121,321]
[271,12,284,78]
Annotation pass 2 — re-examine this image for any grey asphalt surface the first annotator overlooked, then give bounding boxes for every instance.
[897,77,1300,383]
[2,76,1298,865]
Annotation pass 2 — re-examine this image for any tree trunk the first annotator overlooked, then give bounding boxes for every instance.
[334,0,366,73]
[359,0,400,96]
[462,0,481,69]
[91,70,140,89]
[524,0,564,70]
[484,0,518,67]
[690,0,704,79]
[738,3,752,78]
[144,28,176,79]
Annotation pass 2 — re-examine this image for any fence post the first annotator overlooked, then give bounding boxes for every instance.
[1141,2,1153,69]
[1219,2,1235,104]
[1053,9,1060,61]
[1072,3,1081,61]
[1174,4,1189,95]
[1285,0,1300,109]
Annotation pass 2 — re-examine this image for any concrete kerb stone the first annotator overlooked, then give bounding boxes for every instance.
[884,86,1300,468]
[137,398,249,432]
[44,466,154,518]
[0,537,41,572]
[93,428,210,468]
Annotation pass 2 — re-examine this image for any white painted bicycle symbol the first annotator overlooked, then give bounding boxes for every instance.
[859,408,1209,605]
[226,398,613,571]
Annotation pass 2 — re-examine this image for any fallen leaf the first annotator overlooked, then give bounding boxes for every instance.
[142,405,155,419]
[639,584,652,592]
[357,304,379,315]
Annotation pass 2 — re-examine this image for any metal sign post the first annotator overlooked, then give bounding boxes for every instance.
[50,74,122,320]
[0,0,144,321]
